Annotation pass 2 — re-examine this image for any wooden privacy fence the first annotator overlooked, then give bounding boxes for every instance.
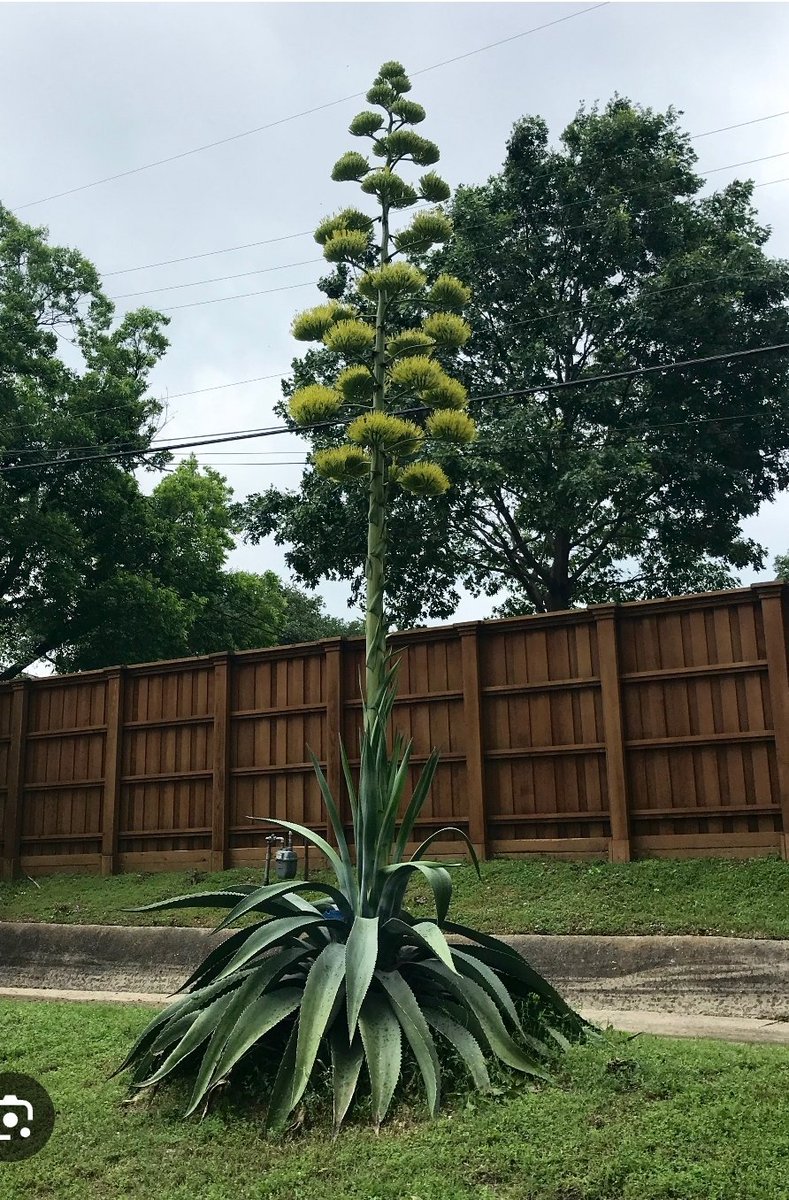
[2,583,789,879]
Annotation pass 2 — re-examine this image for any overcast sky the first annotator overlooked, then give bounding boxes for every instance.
[3,1,789,624]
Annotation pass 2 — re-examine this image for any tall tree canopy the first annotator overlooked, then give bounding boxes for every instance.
[0,203,170,676]
[0,208,357,676]
[244,97,789,618]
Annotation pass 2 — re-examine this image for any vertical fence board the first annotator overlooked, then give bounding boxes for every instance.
[1,682,29,881]
[756,584,789,858]
[324,639,345,845]
[211,655,231,871]
[101,670,124,876]
[459,624,488,858]
[593,606,631,862]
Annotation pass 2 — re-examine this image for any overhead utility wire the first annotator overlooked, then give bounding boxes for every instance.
[10,255,789,452]
[8,260,789,457]
[13,4,609,211]
[3,340,787,474]
[99,129,789,281]
[105,167,789,309]
[109,258,324,300]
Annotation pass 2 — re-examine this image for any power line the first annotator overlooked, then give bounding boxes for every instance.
[7,256,788,455]
[97,150,789,290]
[3,340,787,474]
[471,341,789,404]
[160,279,319,313]
[691,109,789,140]
[102,231,316,278]
[165,371,288,400]
[103,168,789,311]
[108,258,323,300]
[487,263,789,337]
[0,372,289,439]
[12,4,609,212]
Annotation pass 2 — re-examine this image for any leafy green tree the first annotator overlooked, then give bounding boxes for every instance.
[0,203,169,677]
[276,584,363,644]
[120,63,583,1134]
[775,552,789,582]
[245,98,789,617]
[51,458,291,671]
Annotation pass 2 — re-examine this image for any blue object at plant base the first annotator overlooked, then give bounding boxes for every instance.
[324,905,345,921]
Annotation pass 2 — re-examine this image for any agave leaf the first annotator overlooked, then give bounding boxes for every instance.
[451,948,553,1058]
[149,1010,200,1059]
[451,948,523,1031]
[379,861,455,923]
[339,738,358,826]
[440,923,582,1021]
[213,880,353,934]
[358,991,402,1128]
[382,918,457,973]
[141,991,239,1087]
[410,826,481,876]
[184,948,309,1115]
[345,916,379,1039]
[291,941,347,1108]
[307,747,354,873]
[216,915,329,980]
[329,1024,365,1131]
[174,922,271,994]
[265,1022,300,1131]
[111,971,247,1079]
[377,969,441,1117]
[372,739,413,870]
[123,889,254,915]
[409,961,550,1080]
[244,814,356,902]
[543,1024,572,1053]
[392,749,441,862]
[203,985,304,1112]
[423,1007,491,1092]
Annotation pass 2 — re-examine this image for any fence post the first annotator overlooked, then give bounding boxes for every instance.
[101,668,125,877]
[324,638,346,846]
[755,583,789,860]
[458,622,488,860]
[592,604,632,863]
[2,681,29,882]
[210,654,231,872]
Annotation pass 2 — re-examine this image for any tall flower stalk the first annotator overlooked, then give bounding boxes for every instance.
[116,64,586,1133]
[289,60,476,729]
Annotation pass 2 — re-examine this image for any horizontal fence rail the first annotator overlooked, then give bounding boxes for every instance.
[1,583,788,879]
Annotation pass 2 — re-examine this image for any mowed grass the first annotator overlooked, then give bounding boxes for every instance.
[1,998,788,1200]
[2,856,788,937]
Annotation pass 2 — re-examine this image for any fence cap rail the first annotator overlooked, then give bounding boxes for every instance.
[1,582,786,690]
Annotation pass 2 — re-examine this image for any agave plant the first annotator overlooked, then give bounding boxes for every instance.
[115,60,588,1130]
[116,670,586,1130]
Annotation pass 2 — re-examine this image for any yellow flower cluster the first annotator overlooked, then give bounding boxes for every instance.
[288,385,341,426]
[347,412,423,457]
[398,462,451,495]
[323,320,376,355]
[313,446,370,482]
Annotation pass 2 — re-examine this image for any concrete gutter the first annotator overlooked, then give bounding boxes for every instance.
[2,985,787,1045]
[1,922,787,1023]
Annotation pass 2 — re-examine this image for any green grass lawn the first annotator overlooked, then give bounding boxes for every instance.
[2,856,788,937]
[1,998,788,1200]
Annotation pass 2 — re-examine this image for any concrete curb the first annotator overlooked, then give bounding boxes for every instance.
[584,1008,789,1045]
[2,922,788,1021]
[3,986,788,1045]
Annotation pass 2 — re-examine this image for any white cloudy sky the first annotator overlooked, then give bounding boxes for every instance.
[3,0,789,623]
